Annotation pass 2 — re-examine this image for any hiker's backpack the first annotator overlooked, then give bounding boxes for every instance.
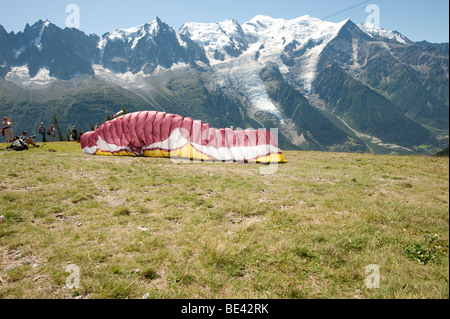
[8,138,29,151]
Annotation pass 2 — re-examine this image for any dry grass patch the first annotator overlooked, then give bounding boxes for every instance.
[0,143,448,299]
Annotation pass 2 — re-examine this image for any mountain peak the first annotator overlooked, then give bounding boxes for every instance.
[31,19,51,29]
[246,15,283,28]
[224,18,238,23]
[220,18,242,30]
[102,17,168,45]
[154,16,172,31]
[357,22,410,44]
[21,20,50,35]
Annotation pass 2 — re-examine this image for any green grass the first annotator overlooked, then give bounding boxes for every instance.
[0,142,448,299]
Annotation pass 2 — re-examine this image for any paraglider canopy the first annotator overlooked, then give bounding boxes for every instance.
[81,111,286,163]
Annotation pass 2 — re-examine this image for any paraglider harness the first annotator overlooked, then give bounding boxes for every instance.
[6,136,30,151]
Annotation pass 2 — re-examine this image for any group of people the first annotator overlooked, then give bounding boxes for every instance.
[69,123,100,142]
[2,117,59,149]
[2,116,100,148]
[38,122,57,143]
[70,126,83,142]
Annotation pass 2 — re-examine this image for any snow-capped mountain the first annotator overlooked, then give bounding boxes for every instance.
[357,22,411,45]
[97,17,209,74]
[179,15,350,123]
[0,15,448,155]
[1,19,98,80]
[179,18,249,62]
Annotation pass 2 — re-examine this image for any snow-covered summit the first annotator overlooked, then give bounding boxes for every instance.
[358,22,410,44]
[181,14,348,66]
[98,19,161,50]
[243,14,346,40]
[179,18,248,62]
[96,17,208,75]
[241,15,348,92]
[242,15,348,58]
[179,15,351,119]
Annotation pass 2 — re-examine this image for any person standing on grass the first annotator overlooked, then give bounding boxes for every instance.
[48,124,56,142]
[71,126,79,141]
[2,117,14,143]
[38,122,47,143]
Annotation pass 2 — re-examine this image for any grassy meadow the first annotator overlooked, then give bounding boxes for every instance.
[0,142,448,299]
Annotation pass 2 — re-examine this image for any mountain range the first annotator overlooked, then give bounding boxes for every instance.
[0,15,448,154]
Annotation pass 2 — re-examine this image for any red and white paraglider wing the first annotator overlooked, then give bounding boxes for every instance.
[80,111,286,163]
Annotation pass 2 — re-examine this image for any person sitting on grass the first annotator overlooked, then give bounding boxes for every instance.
[20,131,40,148]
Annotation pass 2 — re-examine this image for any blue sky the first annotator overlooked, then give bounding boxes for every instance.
[0,0,448,43]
